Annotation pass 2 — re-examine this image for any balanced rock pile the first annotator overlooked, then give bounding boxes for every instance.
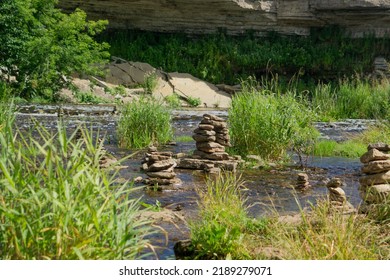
[295,173,310,190]
[326,177,355,213]
[192,114,231,161]
[141,146,181,186]
[359,143,390,206]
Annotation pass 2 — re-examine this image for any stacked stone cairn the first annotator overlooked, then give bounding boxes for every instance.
[142,146,181,186]
[295,173,310,190]
[359,143,390,208]
[326,177,355,213]
[192,114,231,160]
[191,114,232,173]
[177,114,241,173]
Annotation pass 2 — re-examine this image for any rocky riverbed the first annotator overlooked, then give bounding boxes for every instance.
[13,104,379,259]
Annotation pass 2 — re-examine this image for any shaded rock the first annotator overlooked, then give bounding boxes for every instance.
[203,113,225,122]
[192,134,216,142]
[174,239,194,260]
[193,128,216,136]
[198,124,214,131]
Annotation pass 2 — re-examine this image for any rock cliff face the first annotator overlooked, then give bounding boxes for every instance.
[59,0,390,37]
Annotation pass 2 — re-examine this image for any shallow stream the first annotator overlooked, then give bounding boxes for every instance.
[15,104,372,259]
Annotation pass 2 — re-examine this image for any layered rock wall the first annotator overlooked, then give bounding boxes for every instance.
[59,0,390,37]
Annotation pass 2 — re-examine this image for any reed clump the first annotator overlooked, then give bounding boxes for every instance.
[117,96,173,149]
[0,113,152,259]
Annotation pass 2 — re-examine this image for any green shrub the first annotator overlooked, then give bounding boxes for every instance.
[229,88,318,161]
[186,96,202,107]
[117,96,173,148]
[0,123,152,259]
[164,93,182,108]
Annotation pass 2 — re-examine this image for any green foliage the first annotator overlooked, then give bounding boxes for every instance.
[164,93,182,108]
[311,123,390,158]
[74,91,108,104]
[174,135,194,143]
[228,86,318,161]
[311,78,390,120]
[0,0,110,100]
[117,96,173,148]
[142,71,159,94]
[102,29,390,85]
[0,122,152,259]
[186,96,202,107]
[190,173,252,260]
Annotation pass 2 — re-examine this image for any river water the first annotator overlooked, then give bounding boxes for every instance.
[14,104,371,259]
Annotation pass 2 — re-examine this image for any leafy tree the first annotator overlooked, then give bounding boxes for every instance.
[0,0,110,100]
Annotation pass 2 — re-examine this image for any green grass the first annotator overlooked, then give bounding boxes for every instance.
[188,171,389,260]
[311,123,390,158]
[164,93,182,108]
[117,96,173,149]
[310,78,390,120]
[189,172,267,260]
[228,88,318,161]
[174,135,194,142]
[258,201,387,260]
[74,91,109,104]
[0,117,152,259]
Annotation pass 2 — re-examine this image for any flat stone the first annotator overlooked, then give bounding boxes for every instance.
[144,177,182,186]
[193,128,216,136]
[192,134,216,142]
[149,151,173,157]
[362,160,390,174]
[359,170,390,187]
[148,154,172,163]
[196,141,225,153]
[192,150,230,160]
[203,114,225,122]
[360,148,390,163]
[146,171,176,179]
[147,159,176,172]
[177,158,237,172]
[200,119,227,129]
[367,143,390,152]
[198,124,214,131]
